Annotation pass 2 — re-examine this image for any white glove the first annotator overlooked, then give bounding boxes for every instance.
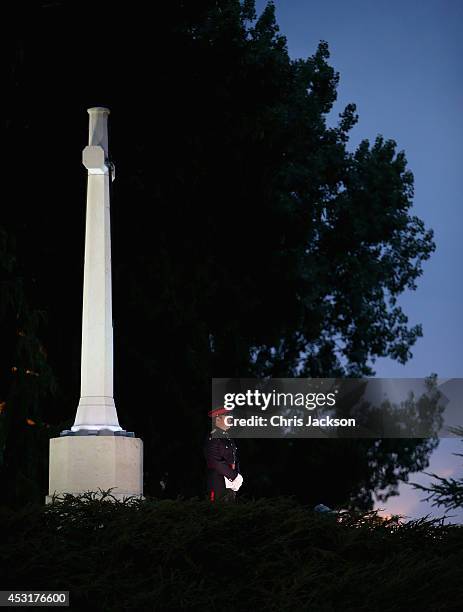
[225,473,243,491]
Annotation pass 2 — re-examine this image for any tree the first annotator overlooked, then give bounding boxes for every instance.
[3,0,436,507]
[0,227,56,505]
[411,427,463,512]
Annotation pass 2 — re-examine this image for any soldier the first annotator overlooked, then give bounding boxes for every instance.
[204,407,243,502]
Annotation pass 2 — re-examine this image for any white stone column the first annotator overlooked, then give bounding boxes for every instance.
[47,107,143,503]
[72,107,121,432]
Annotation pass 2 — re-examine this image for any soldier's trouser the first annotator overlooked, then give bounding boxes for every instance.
[206,469,236,502]
[209,489,236,502]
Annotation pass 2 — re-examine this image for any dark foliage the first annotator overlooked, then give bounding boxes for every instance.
[412,427,463,512]
[0,494,461,611]
[0,228,57,503]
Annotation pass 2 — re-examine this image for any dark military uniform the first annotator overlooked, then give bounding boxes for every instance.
[204,427,239,502]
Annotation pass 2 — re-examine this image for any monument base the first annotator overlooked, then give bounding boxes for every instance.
[46,435,143,503]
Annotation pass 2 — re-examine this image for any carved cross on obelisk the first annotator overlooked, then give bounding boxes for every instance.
[72,107,121,432]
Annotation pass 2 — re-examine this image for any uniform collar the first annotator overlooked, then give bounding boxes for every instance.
[211,427,230,438]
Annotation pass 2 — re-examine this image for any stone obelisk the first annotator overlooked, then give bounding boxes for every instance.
[73,107,120,432]
[47,108,143,502]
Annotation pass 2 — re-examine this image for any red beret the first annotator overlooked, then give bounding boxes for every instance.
[208,406,229,417]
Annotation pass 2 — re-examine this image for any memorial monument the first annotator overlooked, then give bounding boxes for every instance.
[46,108,143,502]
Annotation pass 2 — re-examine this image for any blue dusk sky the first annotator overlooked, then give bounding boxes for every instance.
[255,0,463,522]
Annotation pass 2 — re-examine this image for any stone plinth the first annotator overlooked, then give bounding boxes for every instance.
[46,436,143,503]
